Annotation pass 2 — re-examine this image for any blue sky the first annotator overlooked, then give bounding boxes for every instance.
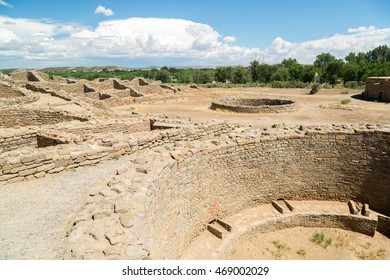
[1,0,390,68]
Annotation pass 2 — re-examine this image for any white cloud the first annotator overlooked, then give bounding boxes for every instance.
[0,27,19,44]
[347,26,376,33]
[260,26,390,64]
[1,18,389,68]
[0,0,13,8]
[223,36,236,43]
[70,18,258,62]
[95,5,114,17]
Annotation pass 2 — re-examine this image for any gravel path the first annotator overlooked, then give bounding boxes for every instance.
[0,157,128,260]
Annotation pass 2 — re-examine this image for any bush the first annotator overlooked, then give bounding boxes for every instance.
[270,81,308,88]
[311,231,332,248]
[341,98,352,105]
[341,89,349,94]
[344,81,359,89]
[310,83,320,94]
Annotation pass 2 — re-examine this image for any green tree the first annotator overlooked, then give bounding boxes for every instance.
[192,70,213,84]
[366,45,390,63]
[314,53,344,86]
[282,58,303,81]
[301,65,316,83]
[249,60,261,82]
[257,64,275,83]
[155,69,170,83]
[215,67,232,83]
[231,66,245,84]
[271,66,290,81]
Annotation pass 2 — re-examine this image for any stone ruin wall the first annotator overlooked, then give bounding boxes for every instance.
[0,107,89,128]
[0,119,151,154]
[0,84,24,98]
[364,77,390,102]
[210,98,296,113]
[0,120,233,186]
[145,129,390,259]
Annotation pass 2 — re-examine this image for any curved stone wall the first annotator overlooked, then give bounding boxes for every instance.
[146,129,390,259]
[210,98,296,113]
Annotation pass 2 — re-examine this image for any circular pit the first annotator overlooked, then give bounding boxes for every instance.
[210,98,296,113]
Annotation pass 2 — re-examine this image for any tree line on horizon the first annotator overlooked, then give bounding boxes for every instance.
[42,45,390,88]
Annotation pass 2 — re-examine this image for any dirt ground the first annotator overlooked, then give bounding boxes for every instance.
[114,87,390,127]
[227,227,390,260]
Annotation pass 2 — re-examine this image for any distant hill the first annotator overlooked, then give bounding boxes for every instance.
[40,66,133,73]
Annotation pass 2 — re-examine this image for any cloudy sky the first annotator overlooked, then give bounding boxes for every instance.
[0,0,389,68]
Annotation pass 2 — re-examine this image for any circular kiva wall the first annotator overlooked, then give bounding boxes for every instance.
[210,98,296,113]
[146,130,390,259]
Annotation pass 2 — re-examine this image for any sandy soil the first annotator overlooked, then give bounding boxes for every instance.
[114,87,390,127]
[25,93,89,114]
[227,227,390,260]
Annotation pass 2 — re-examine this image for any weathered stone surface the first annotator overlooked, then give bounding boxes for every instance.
[103,244,123,256]
[92,204,113,220]
[119,211,134,228]
[125,245,148,260]
[116,167,128,175]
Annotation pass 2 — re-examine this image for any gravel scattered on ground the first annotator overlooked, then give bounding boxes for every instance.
[0,157,128,260]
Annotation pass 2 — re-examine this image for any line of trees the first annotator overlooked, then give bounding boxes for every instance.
[46,45,390,88]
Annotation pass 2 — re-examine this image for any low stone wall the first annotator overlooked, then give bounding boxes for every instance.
[0,120,234,186]
[0,128,37,153]
[0,84,24,98]
[216,213,378,258]
[0,107,89,128]
[210,98,296,113]
[377,215,390,238]
[0,119,151,153]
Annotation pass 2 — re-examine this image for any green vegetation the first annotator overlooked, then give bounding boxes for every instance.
[341,98,352,105]
[3,45,389,89]
[296,247,307,257]
[267,240,291,259]
[311,231,332,248]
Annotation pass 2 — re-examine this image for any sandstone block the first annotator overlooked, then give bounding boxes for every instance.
[19,167,37,176]
[34,172,46,179]
[7,177,25,184]
[47,166,65,174]
[92,204,113,220]
[37,163,55,172]
[271,200,284,214]
[21,154,38,163]
[9,165,26,174]
[348,200,359,215]
[103,244,123,256]
[0,173,18,182]
[119,211,134,228]
[125,245,148,260]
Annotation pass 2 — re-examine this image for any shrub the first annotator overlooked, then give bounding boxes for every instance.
[310,83,320,94]
[311,231,332,248]
[341,98,351,105]
[345,81,359,89]
[296,247,306,257]
[341,89,349,95]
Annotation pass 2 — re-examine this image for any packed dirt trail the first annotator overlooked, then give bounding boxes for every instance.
[0,157,128,259]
